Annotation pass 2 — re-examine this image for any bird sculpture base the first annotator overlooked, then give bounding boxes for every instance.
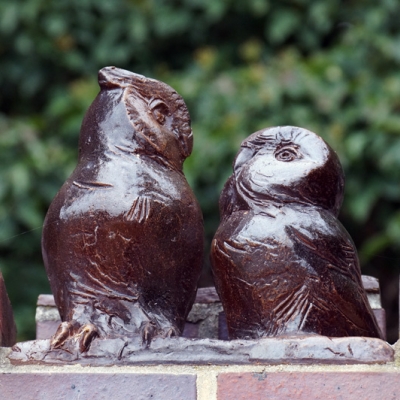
[8,335,394,366]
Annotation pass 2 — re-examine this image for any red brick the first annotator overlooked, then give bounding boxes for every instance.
[218,372,400,400]
[0,373,196,400]
[0,272,16,347]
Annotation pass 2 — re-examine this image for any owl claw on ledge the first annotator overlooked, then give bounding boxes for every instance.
[50,321,99,353]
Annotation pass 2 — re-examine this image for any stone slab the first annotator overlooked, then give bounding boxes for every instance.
[217,371,400,400]
[195,287,221,303]
[0,272,16,347]
[37,294,57,307]
[0,372,196,400]
[36,321,62,340]
[8,335,394,366]
[373,308,386,340]
[361,275,380,292]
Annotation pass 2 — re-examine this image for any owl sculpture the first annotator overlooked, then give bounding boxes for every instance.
[42,67,204,352]
[211,126,382,340]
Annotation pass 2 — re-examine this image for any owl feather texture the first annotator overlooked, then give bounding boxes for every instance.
[42,67,204,352]
[211,126,382,340]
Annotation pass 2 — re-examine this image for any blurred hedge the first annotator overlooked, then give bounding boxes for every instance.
[1,0,400,342]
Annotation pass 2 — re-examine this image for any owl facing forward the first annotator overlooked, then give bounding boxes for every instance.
[211,126,382,340]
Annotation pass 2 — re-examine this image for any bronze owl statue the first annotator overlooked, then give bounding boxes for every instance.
[42,67,204,351]
[211,126,382,340]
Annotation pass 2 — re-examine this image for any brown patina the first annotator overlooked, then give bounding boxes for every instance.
[211,126,382,340]
[42,67,204,352]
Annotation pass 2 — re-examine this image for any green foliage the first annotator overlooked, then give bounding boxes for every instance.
[1,0,400,341]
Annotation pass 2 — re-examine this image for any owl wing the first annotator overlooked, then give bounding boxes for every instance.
[219,176,249,221]
[286,225,362,286]
[286,223,383,338]
[211,221,273,338]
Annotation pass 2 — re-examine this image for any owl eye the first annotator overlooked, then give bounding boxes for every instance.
[153,107,166,124]
[274,147,300,162]
[149,99,170,125]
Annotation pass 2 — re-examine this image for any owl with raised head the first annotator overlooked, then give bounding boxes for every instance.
[42,67,204,351]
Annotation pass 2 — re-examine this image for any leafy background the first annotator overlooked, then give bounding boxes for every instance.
[1,0,399,343]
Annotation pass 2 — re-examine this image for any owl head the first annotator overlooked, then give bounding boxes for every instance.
[221,126,344,217]
[79,66,192,171]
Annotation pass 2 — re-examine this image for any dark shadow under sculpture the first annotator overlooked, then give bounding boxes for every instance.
[211,126,383,340]
[42,67,204,352]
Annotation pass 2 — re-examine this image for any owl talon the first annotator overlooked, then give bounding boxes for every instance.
[50,321,99,353]
[162,326,179,338]
[50,321,74,349]
[77,323,99,353]
[141,321,157,347]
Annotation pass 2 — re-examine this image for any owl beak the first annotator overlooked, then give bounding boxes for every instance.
[178,130,193,158]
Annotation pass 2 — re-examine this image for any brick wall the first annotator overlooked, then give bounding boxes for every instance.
[1,346,400,400]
